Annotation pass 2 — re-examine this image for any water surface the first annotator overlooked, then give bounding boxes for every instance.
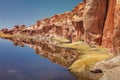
[0,38,78,80]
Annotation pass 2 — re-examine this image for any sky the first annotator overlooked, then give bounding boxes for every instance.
[0,0,82,29]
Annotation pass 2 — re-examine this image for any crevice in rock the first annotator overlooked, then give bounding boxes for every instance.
[101,0,109,45]
[90,69,103,73]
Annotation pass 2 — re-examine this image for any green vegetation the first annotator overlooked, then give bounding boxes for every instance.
[51,37,70,43]
[0,33,113,74]
[57,41,113,73]
[58,41,110,54]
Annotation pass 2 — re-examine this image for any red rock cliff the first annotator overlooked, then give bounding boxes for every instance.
[27,2,85,42]
[83,0,107,45]
[27,0,120,52]
[102,0,116,48]
[1,0,120,54]
[113,0,120,54]
[102,0,120,54]
[83,0,120,54]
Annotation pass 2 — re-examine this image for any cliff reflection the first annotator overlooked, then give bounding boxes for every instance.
[4,37,79,67]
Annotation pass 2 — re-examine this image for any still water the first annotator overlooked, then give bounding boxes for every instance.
[0,38,78,80]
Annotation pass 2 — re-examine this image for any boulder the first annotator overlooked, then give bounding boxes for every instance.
[91,56,120,80]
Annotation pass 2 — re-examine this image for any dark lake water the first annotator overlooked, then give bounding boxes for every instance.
[0,38,78,80]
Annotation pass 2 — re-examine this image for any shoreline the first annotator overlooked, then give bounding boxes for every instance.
[0,33,114,80]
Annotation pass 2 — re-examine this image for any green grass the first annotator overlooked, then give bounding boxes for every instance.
[58,41,110,54]
[57,41,113,73]
[0,33,113,73]
[51,37,70,43]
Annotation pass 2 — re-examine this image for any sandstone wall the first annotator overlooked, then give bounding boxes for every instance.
[27,2,85,42]
[102,0,120,54]
[83,0,107,45]
[2,0,120,54]
[102,0,116,48]
[113,0,120,54]
[82,0,120,54]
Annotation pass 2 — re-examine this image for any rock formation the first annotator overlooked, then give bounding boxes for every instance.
[83,0,107,45]
[91,56,120,80]
[83,0,120,54]
[5,37,79,67]
[0,0,120,80]
[25,2,85,42]
[113,0,120,54]
[0,0,120,56]
[102,0,116,48]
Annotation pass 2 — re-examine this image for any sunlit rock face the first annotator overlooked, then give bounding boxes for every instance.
[83,0,107,45]
[5,37,79,67]
[102,0,116,48]
[83,0,120,54]
[91,56,120,80]
[113,0,120,54]
[0,0,120,54]
[25,0,120,54]
[26,2,85,42]
[0,2,84,43]
[102,0,120,54]
[0,25,27,35]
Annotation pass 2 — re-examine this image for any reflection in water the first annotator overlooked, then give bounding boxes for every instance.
[0,38,79,80]
[4,37,79,67]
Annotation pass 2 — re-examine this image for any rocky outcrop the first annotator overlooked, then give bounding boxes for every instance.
[0,2,85,43]
[83,0,120,54]
[1,1,120,80]
[102,0,116,48]
[83,0,107,45]
[113,0,120,54]
[102,0,120,54]
[91,56,120,80]
[72,20,84,42]
[26,2,85,42]
[0,25,27,34]
[0,0,120,53]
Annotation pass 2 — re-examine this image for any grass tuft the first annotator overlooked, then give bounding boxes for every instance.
[57,41,113,73]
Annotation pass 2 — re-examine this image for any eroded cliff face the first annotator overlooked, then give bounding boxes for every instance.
[27,0,120,54]
[102,0,120,54]
[102,0,116,48]
[113,0,120,54]
[26,2,85,42]
[83,0,120,54]
[83,0,107,45]
[0,0,120,54]
[1,1,120,80]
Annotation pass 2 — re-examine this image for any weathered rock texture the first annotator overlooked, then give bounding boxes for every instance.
[113,0,120,54]
[102,0,116,48]
[26,2,85,42]
[83,0,120,54]
[91,56,120,80]
[0,1,120,80]
[102,0,120,54]
[0,0,120,53]
[83,0,107,45]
